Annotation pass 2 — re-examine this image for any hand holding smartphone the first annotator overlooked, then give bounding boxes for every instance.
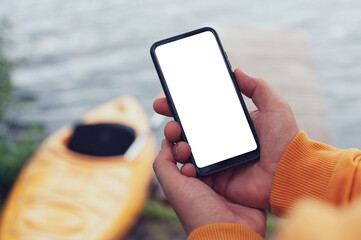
[150,27,260,176]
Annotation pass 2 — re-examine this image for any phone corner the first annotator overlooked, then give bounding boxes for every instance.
[195,168,208,177]
[202,27,218,35]
[150,42,158,55]
[193,162,207,177]
[200,26,215,32]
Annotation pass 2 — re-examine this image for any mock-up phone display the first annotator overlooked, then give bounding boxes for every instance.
[150,27,260,176]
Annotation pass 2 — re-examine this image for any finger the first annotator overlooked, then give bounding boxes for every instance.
[173,141,191,163]
[153,97,173,117]
[153,139,184,191]
[181,163,197,177]
[164,120,182,142]
[234,68,284,111]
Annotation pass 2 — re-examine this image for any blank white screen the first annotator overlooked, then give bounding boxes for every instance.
[155,31,257,168]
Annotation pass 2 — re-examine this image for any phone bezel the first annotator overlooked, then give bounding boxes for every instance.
[150,27,260,176]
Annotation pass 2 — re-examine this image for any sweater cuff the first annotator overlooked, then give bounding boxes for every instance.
[188,223,263,240]
[270,131,342,217]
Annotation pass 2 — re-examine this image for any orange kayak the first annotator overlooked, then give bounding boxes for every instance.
[0,96,156,240]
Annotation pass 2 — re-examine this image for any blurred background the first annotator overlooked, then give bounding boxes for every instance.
[0,0,361,239]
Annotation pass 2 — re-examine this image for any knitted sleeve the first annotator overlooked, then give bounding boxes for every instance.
[188,223,263,240]
[270,131,361,216]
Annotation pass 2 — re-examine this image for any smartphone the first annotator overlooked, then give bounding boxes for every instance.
[150,27,260,176]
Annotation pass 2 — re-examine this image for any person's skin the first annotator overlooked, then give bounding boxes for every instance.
[153,68,299,236]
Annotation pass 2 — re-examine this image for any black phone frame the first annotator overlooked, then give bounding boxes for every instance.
[150,27,260,176]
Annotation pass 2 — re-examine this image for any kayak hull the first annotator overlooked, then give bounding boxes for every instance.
[0,96,156,240]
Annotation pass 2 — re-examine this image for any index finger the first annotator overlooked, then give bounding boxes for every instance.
[153,97,173,117]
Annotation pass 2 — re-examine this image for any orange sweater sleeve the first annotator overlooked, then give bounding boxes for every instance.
[188,223,263,240]
[270,131,361,216]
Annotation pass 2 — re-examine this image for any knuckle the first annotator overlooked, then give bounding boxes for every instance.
[256,77,266,85]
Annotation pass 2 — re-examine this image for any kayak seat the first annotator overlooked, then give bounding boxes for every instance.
[67,123,136,157]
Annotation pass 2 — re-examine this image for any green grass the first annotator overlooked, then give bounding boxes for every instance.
[143,199,181,228]
[0,18,13,118]
[0,124,43,203]
[265,211,278,239]
[0,17,43,209]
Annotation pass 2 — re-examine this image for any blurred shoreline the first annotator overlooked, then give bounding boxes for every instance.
[1,0,360,148]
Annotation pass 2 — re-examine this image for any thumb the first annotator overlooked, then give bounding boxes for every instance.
[234,68,284,111]
[153,139,185,193]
